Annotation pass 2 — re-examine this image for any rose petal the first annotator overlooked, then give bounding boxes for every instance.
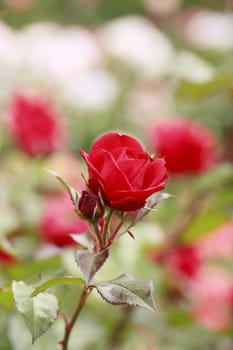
[80,149,131,194]
[118,158,148,184]
[98,150,131,191]
[89,133,145,158]
[143,159,168,188]
[110,196,146,211]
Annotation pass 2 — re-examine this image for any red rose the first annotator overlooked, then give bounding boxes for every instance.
[7,94,65,157]
[149,119,216,175]
[80,132,168,211]
[166,245,201,279]
[39,193,87,247]
[0,249,18,265]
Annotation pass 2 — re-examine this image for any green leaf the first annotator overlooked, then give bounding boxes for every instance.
[45,169,79,206]
[0,285,14,310]
[7,256,61,280]
[131,193,172,225]
[176,74,231,100]
[75,249,109,285]
[31,277,85,297]
[12,281,59,343]
[93,273,156,312]
[182,211,228,243]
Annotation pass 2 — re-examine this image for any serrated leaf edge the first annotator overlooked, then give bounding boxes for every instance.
[75,249,109,285]
[92,278,156,313]
[12,281,59,344]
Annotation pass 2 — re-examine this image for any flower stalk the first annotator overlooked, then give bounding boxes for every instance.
[61,286,92,350]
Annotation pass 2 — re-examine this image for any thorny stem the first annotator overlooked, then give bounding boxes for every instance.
[92,221,104,251]
[102,208,114,245]
[61,286,92,350]
[107,214,126,246]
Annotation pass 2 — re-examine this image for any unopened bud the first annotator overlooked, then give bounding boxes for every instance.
[78,191,104,220]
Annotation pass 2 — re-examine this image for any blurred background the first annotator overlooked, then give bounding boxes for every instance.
[0,1,233,349]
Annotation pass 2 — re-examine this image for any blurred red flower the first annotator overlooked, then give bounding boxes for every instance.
[0,249,18,265]
[39,192,87,247]
[148,244,201,280]
[166,245,201,279]
[80,132,168,211]
[149,119,216,175]
[7,94,65,157]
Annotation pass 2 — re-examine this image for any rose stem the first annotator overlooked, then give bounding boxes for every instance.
[107,215,126,246]
[102,208,114,245]
[61,286,92,350]
[92,221,104,251]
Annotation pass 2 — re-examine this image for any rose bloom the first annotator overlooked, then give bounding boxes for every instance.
[165,245,201,280]
[39,192,87,247]
[7,94,65,157]
[148,119,216,174]
[0,249,18,265]
[80,132,168,211]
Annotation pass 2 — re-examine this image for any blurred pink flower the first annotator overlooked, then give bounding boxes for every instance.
[148,119,216,175]
[39,192,87,247]
[196,221,233,260]
[189,267,233,332]
[7,93,65,157]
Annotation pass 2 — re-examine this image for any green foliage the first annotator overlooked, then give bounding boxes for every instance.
[176,74,231,100]
[7,256,62,280]
[76,249,109,285]
[31,277,85,297]
[0,285,14,310]
[12,281,58,343]
[94,273,156,312]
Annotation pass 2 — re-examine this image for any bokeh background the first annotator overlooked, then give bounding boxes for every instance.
[0,1,233,349]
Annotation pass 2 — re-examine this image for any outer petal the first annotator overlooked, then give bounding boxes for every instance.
[89,133,145,159]
[143,158,168,188]
[80,149,106,194]
[109,196,146,211]
[96,150,131,192]
[80,149,131,195]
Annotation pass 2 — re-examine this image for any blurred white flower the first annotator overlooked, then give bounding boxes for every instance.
[62,68,119,110]
[127,83,173,127]
[170,51,216,83]
[98,16,174,78]
[0,21,24,69]
[183,10,233,51]
[20,24,103,84]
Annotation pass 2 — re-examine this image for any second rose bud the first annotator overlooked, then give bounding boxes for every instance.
[78,190,105,221]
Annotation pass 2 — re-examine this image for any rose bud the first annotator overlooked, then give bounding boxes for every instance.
[78,190,104,220]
